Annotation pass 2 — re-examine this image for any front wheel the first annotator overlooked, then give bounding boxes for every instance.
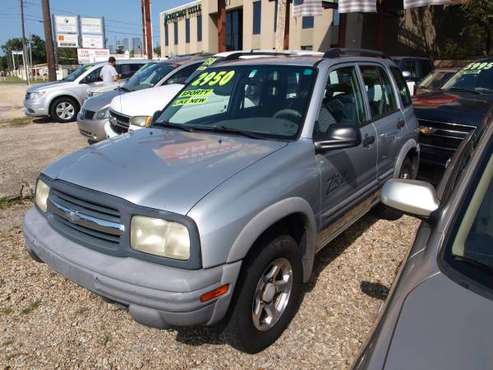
[50,97,79,123]
[225,234,304,353]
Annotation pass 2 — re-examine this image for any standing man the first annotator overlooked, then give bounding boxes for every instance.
[100,56,119,85]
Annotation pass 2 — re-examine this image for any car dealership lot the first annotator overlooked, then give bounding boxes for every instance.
[1,82,420,368]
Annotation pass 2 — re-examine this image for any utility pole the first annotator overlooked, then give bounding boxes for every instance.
[42,0,56,81]
[141,0,153,59]
[217,0,226,52]
[20,0,30,84]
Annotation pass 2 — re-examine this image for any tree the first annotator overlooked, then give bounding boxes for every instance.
[56,48,77,65]
[461,0,493,55]
[153,46,161,57]
[1,34,48,69]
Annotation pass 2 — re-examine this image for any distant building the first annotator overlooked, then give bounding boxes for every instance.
[131,37,143,54]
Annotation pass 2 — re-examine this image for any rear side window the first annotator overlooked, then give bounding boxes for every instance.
[118,64,142,79]
[164,63,201,85]
[360,65,398,120]
[390,66,412,108]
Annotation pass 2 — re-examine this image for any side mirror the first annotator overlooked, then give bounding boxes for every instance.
[314,124,362,153]
[381,179,439,218]
[402,70,412,80]
[150,110,161,125]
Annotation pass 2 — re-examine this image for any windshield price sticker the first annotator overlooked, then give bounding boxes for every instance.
[173,88,213,106]
[463,62,493,74]
[196,57,218,71]
[191,70,236,87]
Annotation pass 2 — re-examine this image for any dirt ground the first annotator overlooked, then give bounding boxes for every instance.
[0,83,421,369]
[0,84,86,199]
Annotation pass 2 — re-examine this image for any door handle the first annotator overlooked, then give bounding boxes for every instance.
[397,120,405,129]
[363,135,375,147]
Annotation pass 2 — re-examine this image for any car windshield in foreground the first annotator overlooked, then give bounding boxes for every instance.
[123,62,175,91]
[63,64,94,82]
[442,61,493,94]
[155,64,316,140]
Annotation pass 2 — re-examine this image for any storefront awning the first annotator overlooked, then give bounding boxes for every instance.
[337,0,455,13]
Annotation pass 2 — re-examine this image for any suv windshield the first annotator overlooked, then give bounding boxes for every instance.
[442,61,493,94]
[156,64,316,140]
[122,62,175,91]
[63,64,94,82]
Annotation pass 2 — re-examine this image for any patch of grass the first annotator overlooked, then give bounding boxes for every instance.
[0,195,33,210]
[0,116,33,128]
[0,76,46,84]
[2,339,14,347]
[0,307,13,315]
[20,299,41,315]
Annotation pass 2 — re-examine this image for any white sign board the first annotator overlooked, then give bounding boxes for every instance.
[82,34,104,49]
[56,33,79,48]
[55,16,78,33]
[77,48,110,64]
[81,17,103,34]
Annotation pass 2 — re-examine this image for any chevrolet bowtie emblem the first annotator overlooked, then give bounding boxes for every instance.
[68,210,81,223]
[419,127,435,135]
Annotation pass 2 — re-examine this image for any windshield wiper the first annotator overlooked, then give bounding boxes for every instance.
[447,87,481,95]
[200,125,265,140]
[454,255,493,273]
[162,122,194,132]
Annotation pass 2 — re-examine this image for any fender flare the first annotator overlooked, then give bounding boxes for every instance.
[226,197,318,283]
[393,138,420,178]
[48,94,81,114]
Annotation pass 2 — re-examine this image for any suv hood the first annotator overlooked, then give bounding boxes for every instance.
[413,90,493,126]
[27,80,73,93]
[43,128,287,215]
[83,89,124,112]
[110,84,183,117]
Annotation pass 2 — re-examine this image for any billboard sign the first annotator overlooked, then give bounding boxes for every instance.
[56,33,79,48]
[54,15,78,33]
[82,34,104,49]
[81,17,103,35]
[77,48,110,64]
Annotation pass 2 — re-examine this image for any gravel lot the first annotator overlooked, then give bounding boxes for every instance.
[0,83,421,369]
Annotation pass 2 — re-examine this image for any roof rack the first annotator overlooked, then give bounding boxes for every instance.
[323,48,387,59]
[222,50,290,61]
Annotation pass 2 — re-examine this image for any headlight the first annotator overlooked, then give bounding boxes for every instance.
[129,115,152,128]
[30,91,46,100]
[130,216,190,260]
[35,179,50,212]
[95,107,110,120]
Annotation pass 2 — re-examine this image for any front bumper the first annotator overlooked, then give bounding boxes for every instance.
[24,98,49,117]
[104,121,143,139]
[23,207,242,329]
[77,114,108,142]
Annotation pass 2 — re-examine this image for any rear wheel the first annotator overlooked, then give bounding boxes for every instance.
[225,234,304,353]
[50,97,79,123]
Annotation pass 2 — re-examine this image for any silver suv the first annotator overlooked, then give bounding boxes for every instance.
[23,49,419,353]
[24,60,147,123]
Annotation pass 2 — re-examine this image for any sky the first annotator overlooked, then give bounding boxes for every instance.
[0,0,190,54]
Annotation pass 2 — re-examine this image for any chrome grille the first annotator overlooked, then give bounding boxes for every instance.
[47,188,123,250]
[109,110,130,134]
[418,119,475,151]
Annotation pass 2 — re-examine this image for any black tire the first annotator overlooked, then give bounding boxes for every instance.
[224,234,304,354]
[50,97,79,123]
[374,156,417,220]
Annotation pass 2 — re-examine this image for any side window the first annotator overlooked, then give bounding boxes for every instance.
[360,65,398,120]
[83,67,102,83]
[164,63,200,85]
[117,64,133,79]
[390,66,412,108]
[314,67,365,141]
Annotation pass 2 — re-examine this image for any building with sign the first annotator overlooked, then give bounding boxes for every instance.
[160,0,340,56]
[159,0,465,58]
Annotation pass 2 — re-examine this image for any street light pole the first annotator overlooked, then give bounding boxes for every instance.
[19,0,30,84]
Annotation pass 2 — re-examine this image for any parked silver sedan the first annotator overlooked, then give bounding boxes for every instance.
[354,114,493,370]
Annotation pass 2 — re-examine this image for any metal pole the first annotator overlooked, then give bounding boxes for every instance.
[20,0,30,84]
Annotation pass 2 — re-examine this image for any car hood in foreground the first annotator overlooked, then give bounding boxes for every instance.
[43,129,287,215]
[110,84,184,117]
[384,272,493,370]
[413,90,493,126]
[83,89,124,112]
